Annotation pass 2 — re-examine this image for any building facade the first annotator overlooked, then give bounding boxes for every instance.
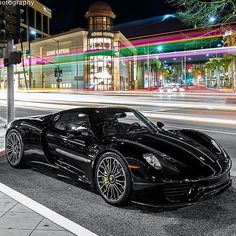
[21,0,52,41]
[1,1,236,91]
[8,1,137,91]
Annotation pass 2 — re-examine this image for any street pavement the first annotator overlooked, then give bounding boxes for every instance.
[0,190,76,236]
[1,110,236,235]
[0,90,236,235]
[0,157,235,236]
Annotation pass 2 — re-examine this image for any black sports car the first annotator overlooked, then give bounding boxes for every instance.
[5,107,232,207]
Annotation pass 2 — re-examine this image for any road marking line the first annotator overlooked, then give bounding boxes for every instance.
[0,183,97,236]
[145,113,236,125]
[231,171,236,177]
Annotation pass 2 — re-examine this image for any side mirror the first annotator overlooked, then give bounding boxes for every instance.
[157,121,164,129]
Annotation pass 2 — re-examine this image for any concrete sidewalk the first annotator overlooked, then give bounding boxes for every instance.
[0,191,75,236]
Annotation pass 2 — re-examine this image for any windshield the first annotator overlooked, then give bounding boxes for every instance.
[91,109,158,137]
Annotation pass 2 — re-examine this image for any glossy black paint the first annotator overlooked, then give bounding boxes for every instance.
[6,107,232,207]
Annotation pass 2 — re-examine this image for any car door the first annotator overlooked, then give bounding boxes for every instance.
[45,111,95,179]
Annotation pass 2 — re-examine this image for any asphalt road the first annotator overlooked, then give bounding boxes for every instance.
[0,93,236,235]
[0,158,235,236]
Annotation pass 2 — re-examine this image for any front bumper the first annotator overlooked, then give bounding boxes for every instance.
[132,171,231,207]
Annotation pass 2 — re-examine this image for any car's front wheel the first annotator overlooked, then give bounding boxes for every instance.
[95,152,132,206]
[5,129,25,168]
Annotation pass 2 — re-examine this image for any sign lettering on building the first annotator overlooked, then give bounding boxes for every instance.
[90,32,114,38]
[18,0,52,18]
[46,48,70,56]
[43,6,51,15]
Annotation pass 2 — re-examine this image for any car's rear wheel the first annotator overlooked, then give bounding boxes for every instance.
[95,152,132,206]
[5,129,25,168]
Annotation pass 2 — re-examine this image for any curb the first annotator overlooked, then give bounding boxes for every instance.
[0,149,5,158]
[0,183,98,236]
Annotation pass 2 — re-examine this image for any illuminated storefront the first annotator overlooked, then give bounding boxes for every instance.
[3,1,136,91]
[85,3,116,90]
[2,1,234,91]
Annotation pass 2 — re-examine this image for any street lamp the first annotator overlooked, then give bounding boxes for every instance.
[157,46,163,52]
[50,38,60,89]
[30,30,36,37]
[27,29,37,89]
[209,16,216,23]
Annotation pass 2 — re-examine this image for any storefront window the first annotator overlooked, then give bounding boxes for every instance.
[106,18,111,31]
[89,18,93,30]
[87,55,113,91]
[88,17,112,31]
[88,38,112,50]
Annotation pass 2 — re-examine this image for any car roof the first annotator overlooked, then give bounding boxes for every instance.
[59,106,134,115]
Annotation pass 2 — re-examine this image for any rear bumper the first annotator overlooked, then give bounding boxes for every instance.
[132,171,231,208]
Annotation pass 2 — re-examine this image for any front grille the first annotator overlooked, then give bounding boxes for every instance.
[164,183,192,202]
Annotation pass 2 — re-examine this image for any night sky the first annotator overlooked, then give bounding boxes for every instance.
[39,0,176,35]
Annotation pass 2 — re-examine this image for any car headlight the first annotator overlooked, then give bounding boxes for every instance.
[143,153,162,170]
[211,140,221,154]
[211,140,228,158]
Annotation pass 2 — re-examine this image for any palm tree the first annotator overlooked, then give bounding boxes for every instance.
[191,66,205,85]
[221,55,232,87]
[142,59,162,88]
[151,59,162,86]
[159,67,170,86]
[204,62,212,87]
[204,58,222,88]
[205,55,233,88]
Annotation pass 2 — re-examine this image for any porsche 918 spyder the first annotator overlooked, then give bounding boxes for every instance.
[5,107,231,206]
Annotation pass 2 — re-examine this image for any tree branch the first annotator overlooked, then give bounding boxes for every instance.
[167,0,236,27]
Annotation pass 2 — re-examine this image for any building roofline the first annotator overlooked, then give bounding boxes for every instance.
[128,21,236,41]
[30,27,87,44]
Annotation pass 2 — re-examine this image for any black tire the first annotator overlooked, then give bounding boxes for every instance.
[95,152,132,206]
[5,129,25,168]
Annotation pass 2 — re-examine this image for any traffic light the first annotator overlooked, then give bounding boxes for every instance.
[10,51,23,64]
[3,51,22,66]
[54,67,63,78]
[26,49,30,57]
[58,68,63,77]
[0,6,6,41]
[5,6,21,41]
[54,67,57,77]
[0,6,23,41]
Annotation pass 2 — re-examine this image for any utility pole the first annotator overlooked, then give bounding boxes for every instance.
[26,6,32,88]
[56,40,60,89]
[233,59,236,92]
[51,38,61,89]
[0,3,24,124]
[184,55,187,86]
[4,40,15,124]
[147,48,150,89]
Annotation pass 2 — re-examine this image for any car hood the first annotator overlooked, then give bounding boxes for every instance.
[114,130,230,179]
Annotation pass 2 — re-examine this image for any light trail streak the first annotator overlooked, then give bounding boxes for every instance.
[120,46,236,61]
[145,113,236,125]
[1,45,234,71]
[165,125,236,136]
